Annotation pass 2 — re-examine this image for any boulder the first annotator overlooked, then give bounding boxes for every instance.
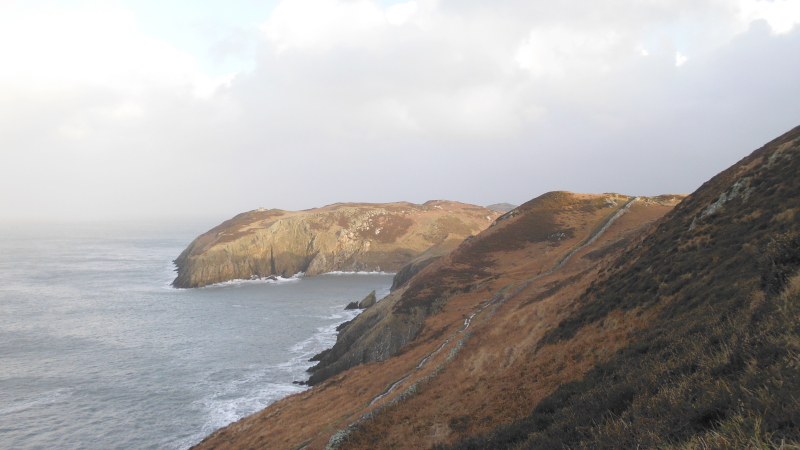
[358,290,377,309]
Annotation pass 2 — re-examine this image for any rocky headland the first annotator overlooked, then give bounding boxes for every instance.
[190,125,800,450]
[172,201,501,288]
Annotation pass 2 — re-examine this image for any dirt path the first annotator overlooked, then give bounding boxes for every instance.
[322,198,639,450]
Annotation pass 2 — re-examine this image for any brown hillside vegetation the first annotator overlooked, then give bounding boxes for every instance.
[191,125,800,450]
[434,125,800,450]
[191,190,682,449]
[173,201,501,288]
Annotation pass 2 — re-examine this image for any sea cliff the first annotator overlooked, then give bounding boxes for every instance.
[173,201,501,288]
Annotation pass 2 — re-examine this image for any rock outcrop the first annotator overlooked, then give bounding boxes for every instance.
[390,256,441,292]
[358,290,376,309]
[172,201,501,288]
[343,291,377,311]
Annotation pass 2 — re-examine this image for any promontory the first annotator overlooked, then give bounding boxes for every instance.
[173,201,502,288]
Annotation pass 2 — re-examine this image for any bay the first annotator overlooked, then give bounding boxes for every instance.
[0,221,392,449]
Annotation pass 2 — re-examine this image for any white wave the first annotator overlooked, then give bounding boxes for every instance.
[180,372,306,449]
[0,388,73,416]
[200,272,305,289]
[195,381,304,436]
[165,269,393,290]
[183,285,389,449]
[281,308,361,372]
[161,263,180,289]
[187,304,360,448]
[322,270,395,276]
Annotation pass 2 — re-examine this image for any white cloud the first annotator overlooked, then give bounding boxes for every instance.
[2,0,800,221]
[261,0,388,53]
[0,5,209,90]
[515,27,625,77]
[386,1,419,26]
[738,0,800,34]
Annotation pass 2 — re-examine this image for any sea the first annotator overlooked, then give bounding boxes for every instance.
[0,220,393,449]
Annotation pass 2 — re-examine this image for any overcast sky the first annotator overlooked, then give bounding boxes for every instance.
[1,0,799,223]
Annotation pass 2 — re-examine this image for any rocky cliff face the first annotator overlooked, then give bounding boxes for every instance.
[173,201,501,288]
[190,126,800,450]
[304,191,681,386]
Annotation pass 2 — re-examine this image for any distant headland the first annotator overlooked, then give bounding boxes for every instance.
[173,201,502,288]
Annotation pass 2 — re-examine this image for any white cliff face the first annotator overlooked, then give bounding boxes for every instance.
[173,201,502,288]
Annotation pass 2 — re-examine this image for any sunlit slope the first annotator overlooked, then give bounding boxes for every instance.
[191,190,682,449]
[188,125,800,450]
[173,201,501,288]
[433,124,800,450]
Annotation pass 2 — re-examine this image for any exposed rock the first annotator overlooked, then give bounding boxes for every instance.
[308,348,332,362]
[344,301,360,310]
[358,290,377,309]
[335,320,353,332]
[390,256,441,291]
[172,201,502,288]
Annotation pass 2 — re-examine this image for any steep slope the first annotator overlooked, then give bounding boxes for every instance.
[190,125,800,450]
[190,191,683,449]
[173,201,501,288]
[436,125,800,450]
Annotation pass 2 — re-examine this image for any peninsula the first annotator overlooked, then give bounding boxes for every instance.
[173,201,502,288]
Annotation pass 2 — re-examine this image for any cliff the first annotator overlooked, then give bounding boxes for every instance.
[303,191,681,387]
[189,189,684,449]
[191,125,800,450]
[172,201,502,288]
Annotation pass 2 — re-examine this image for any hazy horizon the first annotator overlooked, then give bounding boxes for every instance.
[2,0,799,223]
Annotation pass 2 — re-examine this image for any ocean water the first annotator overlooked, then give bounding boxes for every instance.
[0,221,393,449]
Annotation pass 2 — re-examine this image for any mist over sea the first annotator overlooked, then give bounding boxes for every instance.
[0,221,392,449]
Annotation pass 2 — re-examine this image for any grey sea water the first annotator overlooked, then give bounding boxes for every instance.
[0,221,393,449]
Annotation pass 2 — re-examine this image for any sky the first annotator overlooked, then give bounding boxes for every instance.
[1,0,799,223]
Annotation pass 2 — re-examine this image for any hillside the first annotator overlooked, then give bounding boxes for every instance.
[173,201,501,288]
[435,125,800,450]
[190,190,683,449]
[486,203,518,213]
[190,125,799,450]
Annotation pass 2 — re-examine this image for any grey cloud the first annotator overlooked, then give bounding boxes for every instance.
[1,3,799,222]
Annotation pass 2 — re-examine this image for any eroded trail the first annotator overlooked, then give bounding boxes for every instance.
[369,286,512,407]
[552,197,638,271]
[369,199,638,404]
[323,199,639,450]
